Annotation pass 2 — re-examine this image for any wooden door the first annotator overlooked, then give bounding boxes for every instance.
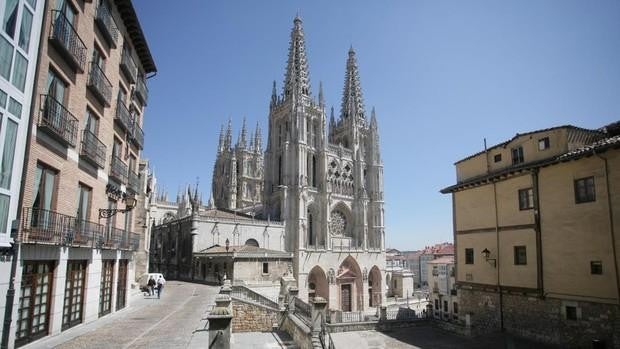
[62,261,86,330]
[341,284,352,312]
[116,260,128,310]
[99,260,114,317]
[15,261,54,347]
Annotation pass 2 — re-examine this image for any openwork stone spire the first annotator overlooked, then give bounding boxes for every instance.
[224,118,233,150]
[238,117,248,149]
[340,46,365,120]
[217,124,225,153]
[254,122,262,152]
[283,15,310,99]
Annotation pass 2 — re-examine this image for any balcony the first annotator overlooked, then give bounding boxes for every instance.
[135,77,148,105]
[120,48,137,83]
[127,170,140,193]
[109,155,128,184]
[38,95,79,147]
[131,122,144,149]
[18,208,103,247]
[94,2,118,47]
[49,10,86,72]
[80,129,106,168]
[98,227,138,251]
[87,62,112,106]
[114,99,133,132]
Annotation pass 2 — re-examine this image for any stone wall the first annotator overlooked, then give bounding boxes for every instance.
[459,287,620,348]
[280,313,313,349]
[231,300,280,332]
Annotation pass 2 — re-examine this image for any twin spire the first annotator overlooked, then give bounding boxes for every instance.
[218,118,262,153]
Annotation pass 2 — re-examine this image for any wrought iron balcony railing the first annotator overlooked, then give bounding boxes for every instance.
[131,122,144,149]
[80,129,106,168]
[135,77,148,105]
[127,170,140,193]
[114,99,133,132]
[95,2,118,47]
[19,208,103,247]
[38,94,79,147]
[120,47,137,83]
[109,155,128,184]
[87,62,112,106]
[99,227,137,251]
[49,10,86,72]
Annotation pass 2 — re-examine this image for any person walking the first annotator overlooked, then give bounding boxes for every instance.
[147,276,156,297]
[156,277,165,299]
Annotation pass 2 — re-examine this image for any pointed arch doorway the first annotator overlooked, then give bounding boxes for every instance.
[337,256,363,311]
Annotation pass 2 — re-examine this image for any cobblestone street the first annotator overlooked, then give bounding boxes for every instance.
[27,282,220,349]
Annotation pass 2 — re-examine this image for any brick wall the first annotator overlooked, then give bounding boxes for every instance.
[231,300,279,332]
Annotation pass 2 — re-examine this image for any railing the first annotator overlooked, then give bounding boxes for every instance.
[115,99,133,132]
[19,208,107,248]
[230,285,279,310]
[49,10,86,71]
[109,155,128,183]
[80,129,106,168]
[319,321,335,349]
[95,2,118,47]
[87,62,112,106]
[127,170,139,193]
[386,307,420,321]
[293,297,312,325]
[135,77,148,105]
[131,122,144,149]
[39,94,79,147]
[120,47,137,83]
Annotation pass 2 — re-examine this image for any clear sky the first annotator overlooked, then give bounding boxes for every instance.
[133,0,620,251]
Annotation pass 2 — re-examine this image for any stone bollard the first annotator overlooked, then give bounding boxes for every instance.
[207,294,233,349]
[288,286,299,311]
[310,296,328,332]
[379,306,387,321]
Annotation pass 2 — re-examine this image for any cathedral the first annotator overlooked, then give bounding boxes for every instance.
[209,15,386,311]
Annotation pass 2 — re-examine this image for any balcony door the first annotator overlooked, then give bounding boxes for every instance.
[99,260,114,317]
[31,164,57,237]
[62,261,86,330]
[44,71,67,133]
[75,184,91,243]
[55,0,75,24]
[15,261,54,347]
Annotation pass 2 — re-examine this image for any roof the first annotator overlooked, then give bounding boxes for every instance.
[428,256,454,265]
[441,131,620,194]
[453,125,599,165]
[198,208,255,221]
[114,0,157,73]
[196,244,293,259]
[421,243,454,255]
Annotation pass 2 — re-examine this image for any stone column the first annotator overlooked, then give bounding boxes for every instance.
[49,247,69,335]
[310,296,327,332]
[220,280,232,313]
[207,294,233,349]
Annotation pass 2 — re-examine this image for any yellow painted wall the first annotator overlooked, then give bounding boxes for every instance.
[454,184,496,231]
[495,174,535,227]
[498,228,538,289]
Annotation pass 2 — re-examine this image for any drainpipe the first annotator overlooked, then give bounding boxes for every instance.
[593,151,620,304]
[532,169,544,295]
[492,179,504,331]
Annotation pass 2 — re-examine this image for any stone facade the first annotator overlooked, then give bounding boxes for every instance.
[231,300,279,332]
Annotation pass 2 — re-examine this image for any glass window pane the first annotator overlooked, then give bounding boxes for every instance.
[0,36,13,80]
[0,119,18,189]
[0,89,7,108]
[26,0,37,10]
[0,194,10,235]
[11,51,27,91]
[8,97,21,118]
[2,0,19,38]
[18,7,33,52]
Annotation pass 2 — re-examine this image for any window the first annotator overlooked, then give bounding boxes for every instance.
[46,69,67,103]
[307,211,314,246]
[590,261,602,275]
[0,194,10,235]
[18,6,33,52]
[574,177,595,203]
[76,183,91,222]
[514,246,527,265]
[85,109,99,134]
[511,146,524,165]
[434,299,438,309]
[493,154,501,163]
[565,306,577,320]
[32,163,57,212]
[0,89,6,107]
[465,248,474,264]
[538,137,550,150]
[3,0,19,38]
[262,262,268,274]
[0,36,13,80]
[453,302,458,314]
[518,188,534,210]
[8,97,21,118]
[0,119,18,189]
[11,52,27,91]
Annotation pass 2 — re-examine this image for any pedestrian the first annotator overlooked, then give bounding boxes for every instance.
[156,276,165,299]
[147,276,156,296]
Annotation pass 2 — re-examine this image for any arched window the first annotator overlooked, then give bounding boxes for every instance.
[308,211,314,246]
[278,156,282,185]
[245,238,259,247]
[312,155,317,187]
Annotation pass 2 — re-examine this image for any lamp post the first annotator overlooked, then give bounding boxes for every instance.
[481,248,497,268]
[99,195,138,219]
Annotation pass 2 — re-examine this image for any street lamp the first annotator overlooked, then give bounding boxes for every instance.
[99,195,138,219]
[225,238,230,252]
[481,248,497,268]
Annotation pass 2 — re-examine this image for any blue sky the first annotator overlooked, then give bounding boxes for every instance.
[134,0,620,251]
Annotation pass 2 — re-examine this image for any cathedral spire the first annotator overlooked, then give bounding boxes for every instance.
[270,80,278,108]
[255,122,262,152]
[318,81,324,107]
[340,46,365,120]
[283,15,310,99]
[217,124,225,153]
[238,117,248,149]
[224,118,233,150]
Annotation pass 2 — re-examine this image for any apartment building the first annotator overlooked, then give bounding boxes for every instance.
[427,256,457,322]
[6,0,156,347]
[441,122,620,347]
[0,0,46,344]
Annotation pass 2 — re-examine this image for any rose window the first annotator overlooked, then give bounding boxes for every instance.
[330,210,347,236]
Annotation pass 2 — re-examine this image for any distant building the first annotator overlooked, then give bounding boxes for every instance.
[419,243,454,287]
[441,122,620,347]
[402,250,422,287]
[386,248,414,298]
[427,256,457,322]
